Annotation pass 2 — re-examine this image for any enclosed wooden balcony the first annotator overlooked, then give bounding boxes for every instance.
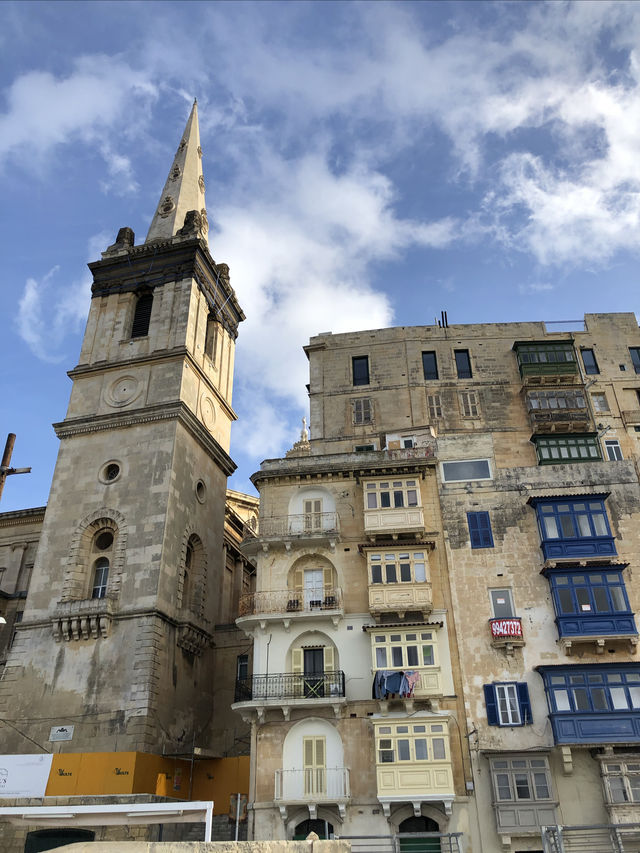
[364,507,425,536]
[513,341,579,385]
[368,581,432,618]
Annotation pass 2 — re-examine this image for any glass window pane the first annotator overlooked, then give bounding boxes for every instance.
[414,562,426,582]
[554,689,571,711]
[610,687,629,710]
[560,515,576,537]
[573,688,590,711]
[544,517,559,538]
[422,645,434,666]
[376,648,387,667]
[533,773,550,799]
[400,563,411,582]
[397,740,410,761]
[515,774,531,799]
[593,587,610,612]
[609,776,628,803]
[496,773,512,800]
[557,588,575,614]
[629,686,640,708]
[407,646,419,666]
[367,493,377,509]
[577,515,591,536]
[391,647,403,667]
[611,587,626,611]
[415,739,428,760]
[371,565,383,584]
[576,588,591,611]
[592,514,608,536]
[386,565,397,583]
[432,738,446,759]
[592,688,608,710]
[393,491,404,508]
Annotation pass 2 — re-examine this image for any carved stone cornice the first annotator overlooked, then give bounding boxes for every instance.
[0,507,46,528]
[53,401,236,476]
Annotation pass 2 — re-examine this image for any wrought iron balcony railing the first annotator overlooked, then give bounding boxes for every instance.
[241,512,339,541]
[234,670,345,703]
[238,587,343,617]
[274,767,350,801]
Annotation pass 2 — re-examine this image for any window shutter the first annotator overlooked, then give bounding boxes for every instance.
[292,649,303,674]
[315,737,325,768]
[131,293,153,338]
[517,682,532,725]
[293,568,304,593]
[303,737,314,768]
[323,646,335,672]
[484,684,499,726]
[322,566,333,591]
[468,512,493,548]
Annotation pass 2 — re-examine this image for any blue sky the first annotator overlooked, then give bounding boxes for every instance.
[2,0,640,511]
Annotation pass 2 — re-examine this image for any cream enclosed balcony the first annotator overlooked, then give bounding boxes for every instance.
[369,582,432,619]
[240,512,339,554]
[274,767,350,819]
[373,717,455,817]
[237,587,343,629]
[363,479,425,537]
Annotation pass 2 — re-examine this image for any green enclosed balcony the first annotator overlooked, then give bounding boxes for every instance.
[513,341,578,383]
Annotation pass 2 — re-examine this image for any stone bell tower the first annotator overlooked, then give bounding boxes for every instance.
[0,101,245,755]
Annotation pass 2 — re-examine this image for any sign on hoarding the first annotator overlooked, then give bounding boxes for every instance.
[0,754,53,798]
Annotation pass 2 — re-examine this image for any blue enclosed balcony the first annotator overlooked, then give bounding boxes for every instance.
[529,494,616,560]
[544,567,638,653]
[537,664,640,745]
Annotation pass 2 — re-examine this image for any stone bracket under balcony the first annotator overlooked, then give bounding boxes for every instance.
[560,634,639,656]
[378,795,454,818]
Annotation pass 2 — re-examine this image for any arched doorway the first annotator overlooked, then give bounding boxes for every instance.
[293,818,334,840]
[398,816,441,852]
[24,829,95,852]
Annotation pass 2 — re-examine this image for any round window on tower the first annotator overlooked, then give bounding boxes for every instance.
[195,480,207,503]
[99,461,122,484]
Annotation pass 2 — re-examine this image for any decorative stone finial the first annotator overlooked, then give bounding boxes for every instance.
[103,226,135,256]
[301,417,309,442]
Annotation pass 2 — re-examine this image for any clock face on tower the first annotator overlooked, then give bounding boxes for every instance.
[200,395,216,431]
[105,375,142,408]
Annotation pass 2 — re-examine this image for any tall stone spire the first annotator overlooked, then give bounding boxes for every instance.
[145,99,209,244]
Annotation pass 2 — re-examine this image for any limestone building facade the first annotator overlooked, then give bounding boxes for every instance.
[0,103,257,850]
[235,313,640,852]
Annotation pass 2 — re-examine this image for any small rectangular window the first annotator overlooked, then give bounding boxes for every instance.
[604,439,623,461]
[422,351,438,380]
[237,654,249,681]
[490,589,515,619]
[591,392,610,412]
[455,349,472,379]
[581,348,600,375]
[442,459,491,482]
[459,391,479,418]
[131,292,153,339]
[467,511,494,548]
[352,397,372,425]
[427,394,442,419]
[355,444,376,453]
[352,356,370,386]
[485,682,532,727]
[630,347,640,374]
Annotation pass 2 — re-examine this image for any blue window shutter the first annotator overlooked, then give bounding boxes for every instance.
[517,682,532,725]
[468,512,493,548]
[484,684,499,725]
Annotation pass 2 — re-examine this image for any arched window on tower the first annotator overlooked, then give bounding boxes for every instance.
[131,292,153,338]
[204,314,218,361]
[89,529,114,599]
[179,535,205,615]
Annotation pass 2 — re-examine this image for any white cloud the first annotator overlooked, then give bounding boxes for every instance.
[15,234,108,362]
[0,55,157,179]
[215,150,456,446]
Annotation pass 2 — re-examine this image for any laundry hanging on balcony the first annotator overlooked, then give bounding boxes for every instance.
[373,670,419,699]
